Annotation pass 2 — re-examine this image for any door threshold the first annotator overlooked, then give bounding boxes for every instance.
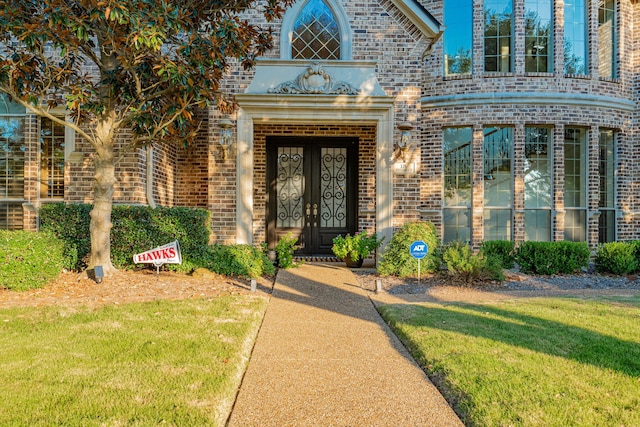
[293,255,341,263]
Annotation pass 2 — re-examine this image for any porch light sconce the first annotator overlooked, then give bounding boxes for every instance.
[396,121,413,159]
[218,115,234,160]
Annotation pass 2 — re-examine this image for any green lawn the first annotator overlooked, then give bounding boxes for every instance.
[379,296,640,427]
[0,295,267,426]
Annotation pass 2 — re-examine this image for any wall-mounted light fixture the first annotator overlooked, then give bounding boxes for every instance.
[396,121,413,159]
[218,115,234,160]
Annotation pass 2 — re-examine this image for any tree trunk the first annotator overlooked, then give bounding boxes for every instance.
[88,134,117,276]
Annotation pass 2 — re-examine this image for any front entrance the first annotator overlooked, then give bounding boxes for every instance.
[267,137,358,255]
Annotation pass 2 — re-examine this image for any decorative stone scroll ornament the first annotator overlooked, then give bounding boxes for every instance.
[268,62,359,95]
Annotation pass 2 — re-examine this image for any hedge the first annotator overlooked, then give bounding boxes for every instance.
[0,230,65,291]
[40,204,212,271]
[515,241,590,275]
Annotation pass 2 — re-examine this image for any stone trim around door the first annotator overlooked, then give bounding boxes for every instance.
[235,93,396,252]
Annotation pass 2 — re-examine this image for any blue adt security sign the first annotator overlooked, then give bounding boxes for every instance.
[410,240,428,259]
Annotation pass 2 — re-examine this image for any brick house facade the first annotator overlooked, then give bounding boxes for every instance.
[1,0,638,258]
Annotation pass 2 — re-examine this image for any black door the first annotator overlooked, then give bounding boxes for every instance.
[267,137,358,255]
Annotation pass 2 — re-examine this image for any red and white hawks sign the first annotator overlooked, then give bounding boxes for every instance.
[133,241,182,265]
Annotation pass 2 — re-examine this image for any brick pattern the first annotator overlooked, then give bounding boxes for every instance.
[7,0,640,251]
[208,110,237,244]
[175,108,209,208]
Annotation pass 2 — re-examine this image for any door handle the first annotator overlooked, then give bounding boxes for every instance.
[313,204,318,227]
[306,203,311,227]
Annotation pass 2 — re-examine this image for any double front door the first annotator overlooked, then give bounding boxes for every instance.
[267,137,358,255]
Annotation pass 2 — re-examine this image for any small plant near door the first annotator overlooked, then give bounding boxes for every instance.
[275,232,301,269]
[332,231,383,268]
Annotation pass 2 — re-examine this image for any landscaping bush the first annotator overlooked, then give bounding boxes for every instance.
[40,203,211,271]
[443,241,504,284]
[0,231,65,291]
[515,241,589,275]
[378,221,441,277]
[274,232,300,269]
[480,240,515,269]
[595,241,638,275]
[204,244,275,279]
[553,241,591,273]
[39,203,92,270]
[110,205,211,272]
[631,240,640,270]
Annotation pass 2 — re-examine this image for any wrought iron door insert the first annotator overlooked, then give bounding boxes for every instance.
[267,137,358,255]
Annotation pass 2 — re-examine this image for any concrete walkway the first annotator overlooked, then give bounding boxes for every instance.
[226,263,463,427]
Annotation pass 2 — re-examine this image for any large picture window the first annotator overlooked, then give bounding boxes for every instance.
[598,0,616,78]
[485,0,513,72]
[564,0,587,74]
[484,126,513,240]
[524,127,552,240]
[444,0,473,76]
[564,128,587,241]
[443,127,472,243]
[599,129,615,243]
[525,0,552,72]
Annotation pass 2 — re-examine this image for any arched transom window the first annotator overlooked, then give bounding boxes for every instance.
[291,0,341,60]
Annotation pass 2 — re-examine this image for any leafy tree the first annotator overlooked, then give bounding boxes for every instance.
[0,0,292,275]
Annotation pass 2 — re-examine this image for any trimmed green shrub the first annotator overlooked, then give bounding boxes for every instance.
[204,244,275,279]
[631,240,640,271]
[480,240,515,269]
[378,221,441,277]
[275,232,300,269]
[0,231,65,291]
[595,242,638,275]
[39,203,92,270]
[40,203,212,272]
[443,241,504,284]
[515,241,589,275]
[110,205,211,272]
[553,241,591,274]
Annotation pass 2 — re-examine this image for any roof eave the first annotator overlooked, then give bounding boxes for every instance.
[389,0,443,38]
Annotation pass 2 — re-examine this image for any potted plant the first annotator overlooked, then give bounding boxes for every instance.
[331,231,383,268]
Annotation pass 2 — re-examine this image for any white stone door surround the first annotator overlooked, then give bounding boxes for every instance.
[235,60,396,248]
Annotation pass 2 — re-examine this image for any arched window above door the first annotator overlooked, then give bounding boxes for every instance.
[281,0,352,60]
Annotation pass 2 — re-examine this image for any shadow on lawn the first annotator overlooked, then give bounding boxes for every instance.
[384,300,640,378]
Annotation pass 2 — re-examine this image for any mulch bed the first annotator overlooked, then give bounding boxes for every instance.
[0,269,274,309]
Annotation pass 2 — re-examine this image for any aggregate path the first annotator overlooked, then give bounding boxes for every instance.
[227,264,463,427]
